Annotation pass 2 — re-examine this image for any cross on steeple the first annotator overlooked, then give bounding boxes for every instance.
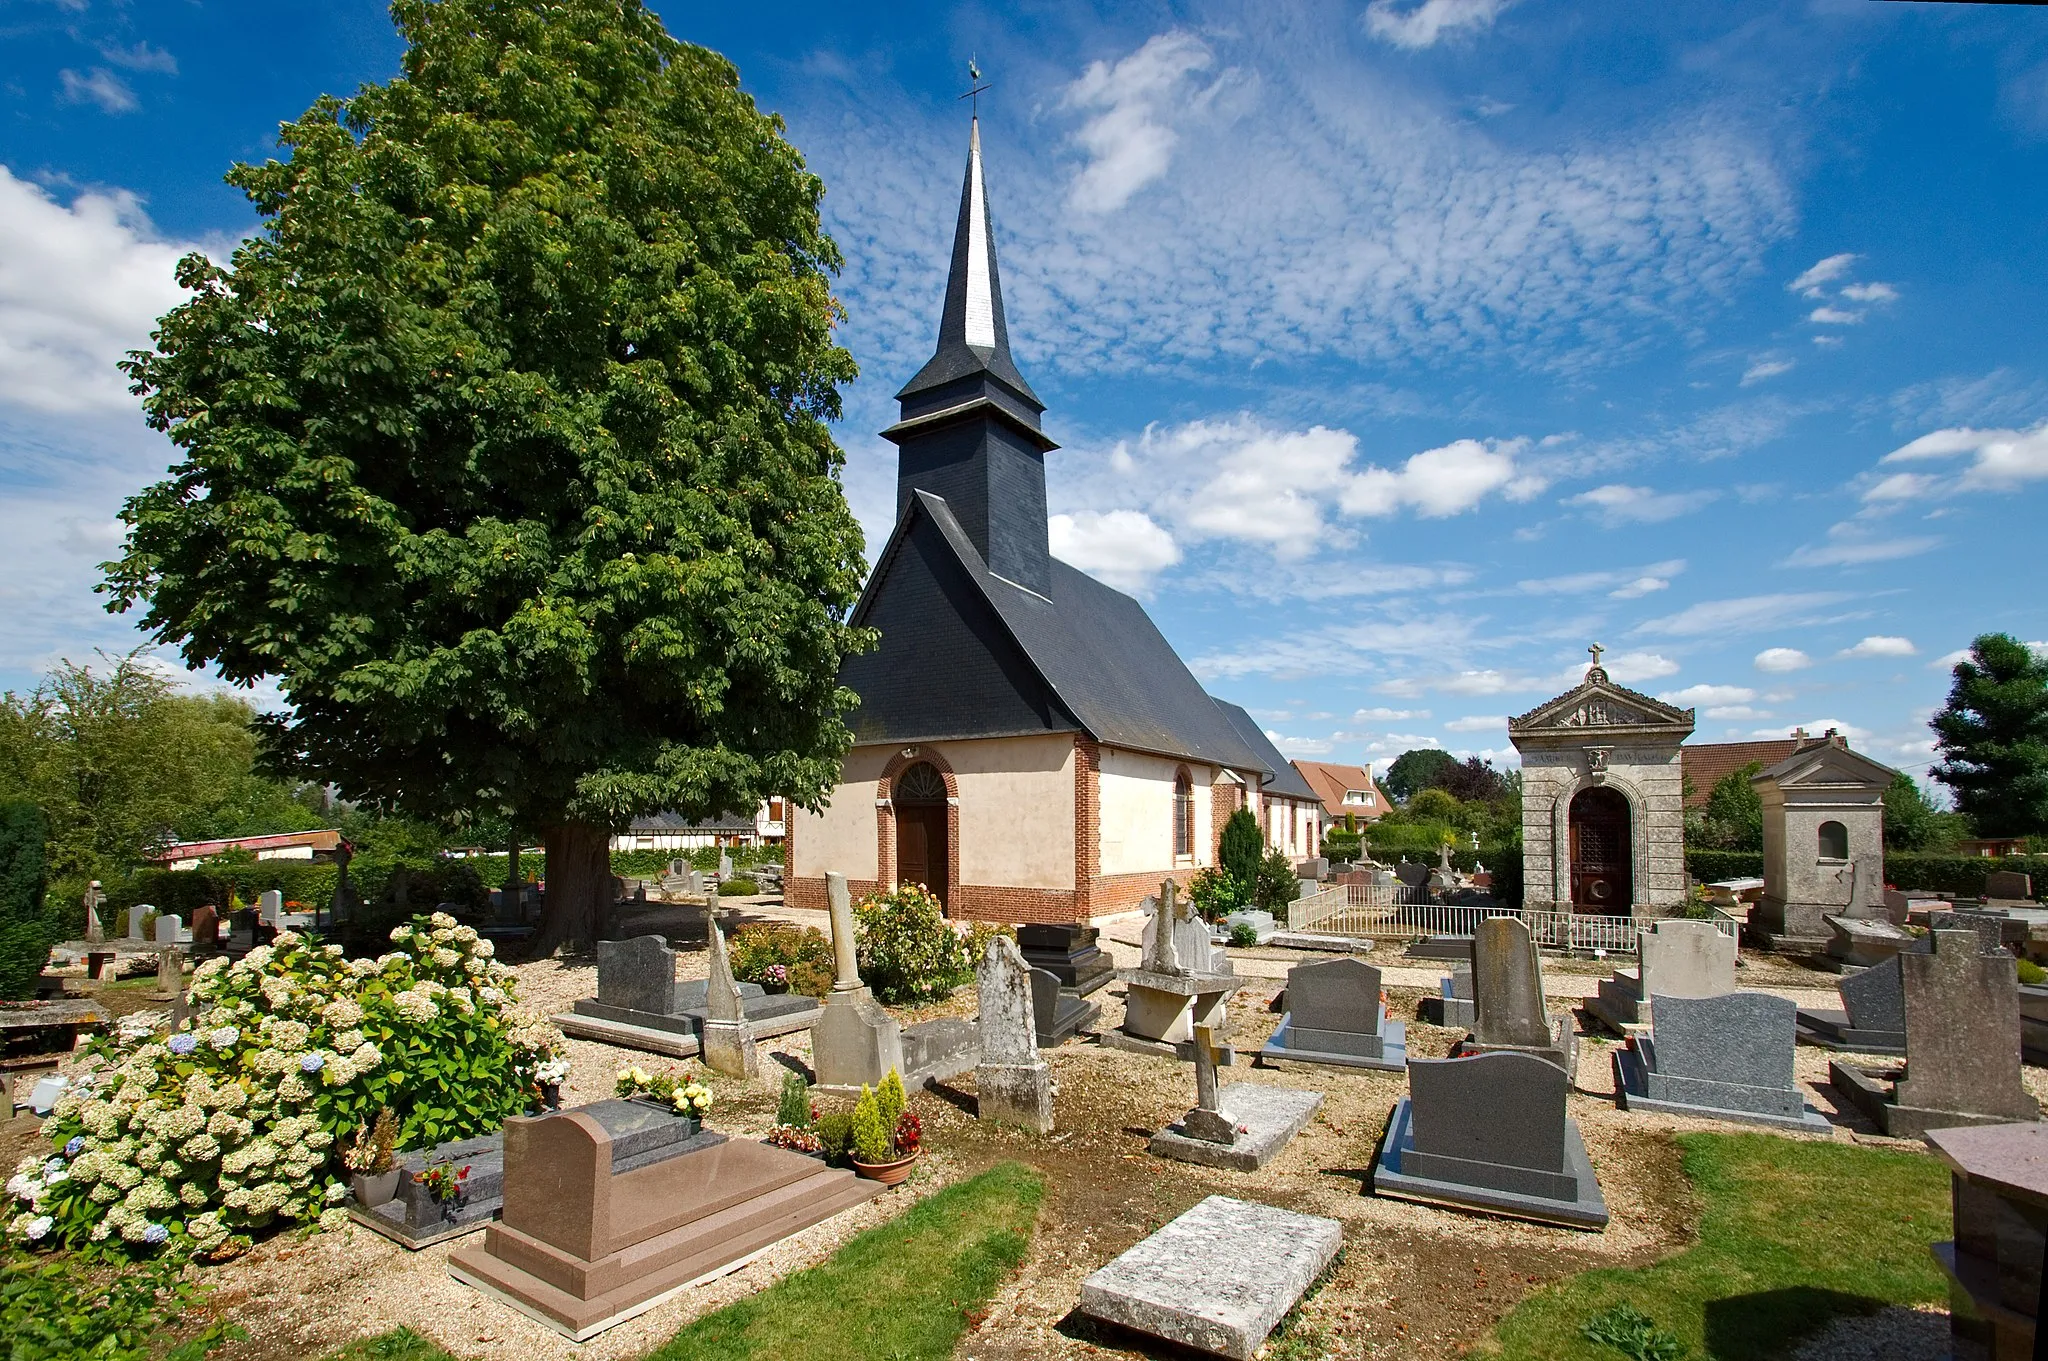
[957,57,991,119]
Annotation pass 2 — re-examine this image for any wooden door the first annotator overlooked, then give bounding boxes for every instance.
[895,804,949,906]
[1569,786,1632,911]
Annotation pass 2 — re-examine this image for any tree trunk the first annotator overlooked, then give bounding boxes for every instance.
[528,819,611,957]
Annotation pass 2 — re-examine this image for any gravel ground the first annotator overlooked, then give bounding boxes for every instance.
[6,915,2000,1360]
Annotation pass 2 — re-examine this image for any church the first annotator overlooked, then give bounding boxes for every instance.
[786,120,1320,924]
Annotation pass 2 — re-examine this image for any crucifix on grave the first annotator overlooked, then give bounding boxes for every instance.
[82,882,104,945]
[1177,1024,1238,1146]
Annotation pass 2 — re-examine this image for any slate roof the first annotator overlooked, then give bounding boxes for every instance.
[847,492,1269,772]
[1211,701,1323,801]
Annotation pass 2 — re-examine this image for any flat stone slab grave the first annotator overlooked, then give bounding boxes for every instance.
[349,1131,506,1249]
[1078,1195,1343,1360]
[1149,1083,1323,1172]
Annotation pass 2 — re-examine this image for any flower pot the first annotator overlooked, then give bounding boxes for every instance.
[351,1169,401,1209]
[850,1149,920,1186]
[759,981,790,995]
[539,1082,561,1110]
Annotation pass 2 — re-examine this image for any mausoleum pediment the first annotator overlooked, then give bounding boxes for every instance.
[1756,739,1897,792]
[1508,663,1694,739]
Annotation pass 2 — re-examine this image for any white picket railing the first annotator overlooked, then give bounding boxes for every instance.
[1286,882,1738,954]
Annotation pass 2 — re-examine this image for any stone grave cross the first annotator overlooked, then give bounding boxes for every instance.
[1180,1024,1237,1145]
[83,881,105,944]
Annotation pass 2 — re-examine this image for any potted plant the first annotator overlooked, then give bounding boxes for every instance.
[414,1158,471,1222]
[534,1054,570,1110]
[759,962,791,995]
[848,1070,921,1186]
[614,1066,714,1135]
[766,1071,824,1156]
[343,1109,401,1209]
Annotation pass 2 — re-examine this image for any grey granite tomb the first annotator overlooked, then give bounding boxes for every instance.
[1585,918,1735,1034]
[1029,966,1099,1048]
[1797,953,1908,1054]
[1830,928,2043,1137]
[977,936,1052,1133]
[1259,957,1406,1072]
[350,1130,508,1249]
[1077,1195,1342,1361]
[1614,991,1830,1131]
[1373,1050,1608,1229]
[1820,914,1918,972]
[1462,917,1577,1078]
[556,932,820,1059]
[1420,963,1475,1028]
[1017,923,1114,998]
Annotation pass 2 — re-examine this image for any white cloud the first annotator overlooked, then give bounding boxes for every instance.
[0,167,196,415]
[1516,560,1685,597]
[1789,253,1858,297]
[1563,483,1719,526]
[1740,359,1793,386]
[1047,509,1181,591]
[1638,593,1852,639]
[1930,649,1970,670]
[1705,704,1772,720]
[99,43,178,75]
[1611,576,1672,598]
[58,68,137,115]
[1881,422,2048,492]
[1781,535,1940,568]
[1754,647,1812,672]
[1756,718,1865,740]
[1063,31,1217,214]
[1267,731,1333,757]
[1808,306,1863,325]
[1840,281,1897,303]
[1661,683,1757,706]
[1840,635,1916,659]
[1341,437,1543,518]
[1354,707,1428,721]
[1443,714,1506,732]
[1598,651,1682,684]
[1364,0,1519,49]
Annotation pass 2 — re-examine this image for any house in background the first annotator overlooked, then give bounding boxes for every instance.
[786,118,1300,924]
[1292,761,1391,842]
[149,829,344,872]
[611,801,788,852]
[1680,739,1802,808]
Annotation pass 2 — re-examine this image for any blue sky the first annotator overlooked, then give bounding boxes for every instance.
[4,1,2047,789]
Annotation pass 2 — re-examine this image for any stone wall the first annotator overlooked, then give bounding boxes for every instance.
[1519,740,1687,914]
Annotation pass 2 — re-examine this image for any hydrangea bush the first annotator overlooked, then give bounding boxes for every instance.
[8,913,563,1258]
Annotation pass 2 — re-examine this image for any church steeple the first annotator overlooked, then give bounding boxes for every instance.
[883,116,1058,596]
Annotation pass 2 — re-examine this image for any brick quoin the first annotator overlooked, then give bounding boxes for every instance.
[1211,778,1238,862]
[1073,735,1102,917]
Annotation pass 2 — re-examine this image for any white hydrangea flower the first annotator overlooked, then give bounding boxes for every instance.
[321,999,364,1029]
[430,948,459,969]
[392,991,439,1024]
[276,1075,311,1103]
[272,930,301,949]
[347,957,379,977]
[430,911,456,929]
[241,946,274,972]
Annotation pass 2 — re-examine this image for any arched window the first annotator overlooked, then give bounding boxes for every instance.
[895,762,947,804]
[1818,820,1849,861]
[1173,768,1195,858]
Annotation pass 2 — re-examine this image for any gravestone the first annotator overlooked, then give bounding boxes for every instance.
[1829,928,2043,1137]
[1797,953,1908,1053]
[810,872,905,1092]
[717,851,734,878]
[1372,1051,1607,1229]
[1111,881,1245,1062]
[1587,919,1736,1032]
[126,904,148,941]
[1985,870,2034,902]
[1614,991,1829,1131]
[1824,914,1917,970]
[597,935,681,1016]
[1259,958,1406,1071]
[1150,1025,1323,1172]
[1296,857,1329,881]
[1420,963,1475,1028]
[351,1130,507,1250]
[448,1100,880,1340]
[976,936,1052,1133]
[1017,923,1113,998]
[153,914,183,946]
[190,905,220,950]
[697,918,757,1079]
[82,883,104,945]
[1029,967,1099,1048]
[558,933,818,1061]
[1466,917,1576,1076]
[1221,909,1278,944]
[1396,860,1430,889]
[1078,1196,1343,1361]
[1925,1122,2048,1361]
[258,890,284,926]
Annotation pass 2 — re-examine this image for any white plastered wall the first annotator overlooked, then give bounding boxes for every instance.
[1099,747,1214,875]
[947,735,1076,889]
[790,744,889,882]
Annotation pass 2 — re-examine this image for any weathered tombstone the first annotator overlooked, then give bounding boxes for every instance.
[975,936,1051,1133]
[697,918,757,1079]
[810,872,906,1092]
[82,882,104,945]
[1078,1196,1343,1361]
[1466,917,1576,1075]
[1029,967,1099,1048]
[258,890,284,927]
[331,839,359,925]
[1797,953,1908,1053]
[717,850,734,879]
[153,946,182,1000]
[1112,881,1244,1062]
[1925,1122,2048,1361]
[1830,928,2043,1137]
[1150,1024,1322,1172]
[1259,957,1406,1071]
[1824,914,1916,969]
[1221,909,1277,944]
[126,904,149,941]
[1373,1051,1607,1229]
[448,1100,880,1339]
[1587,918,1735,1032]
[190,905,220,950]
[1985,870,2034,902]
[1614,991,1828,1131]
[153,913,183,946]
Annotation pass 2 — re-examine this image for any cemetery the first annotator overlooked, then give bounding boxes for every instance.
[3,4,2048,1360]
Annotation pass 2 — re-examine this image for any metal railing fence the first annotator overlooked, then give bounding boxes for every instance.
[1286,881,1739,954]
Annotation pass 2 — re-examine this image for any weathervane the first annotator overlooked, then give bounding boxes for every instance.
[958,57,991,118]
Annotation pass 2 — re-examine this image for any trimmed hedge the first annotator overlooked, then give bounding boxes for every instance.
[0,801,53,1000]
[1683,849,2046,901]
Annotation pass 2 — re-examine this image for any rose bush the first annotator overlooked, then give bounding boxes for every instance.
[8,913,563,1258]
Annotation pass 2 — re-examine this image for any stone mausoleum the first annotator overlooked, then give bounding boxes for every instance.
[1508,647,1695,915]
[1749,730,1897,949]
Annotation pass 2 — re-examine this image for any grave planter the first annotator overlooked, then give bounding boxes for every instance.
[623,1096,702,1136]
[351,1169,402,1209]
[850,1148,919,1186]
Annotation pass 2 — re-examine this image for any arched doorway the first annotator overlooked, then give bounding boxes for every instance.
[893,762,950,907]
[1569,786,1633,912]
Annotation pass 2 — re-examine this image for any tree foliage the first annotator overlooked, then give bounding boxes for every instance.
[1932,634,2048,838]
[1439,756,1508,803]
[102,0,872,948]
[1882,771,1969,852]
[1218,807,1264,892]
[1692,763,1765,852]
[1382,748,1458,803]
[0,801,53,1000]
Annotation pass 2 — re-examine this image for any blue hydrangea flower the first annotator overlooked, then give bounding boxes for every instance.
[63,1137,84,1156]
[142,1223,169,1245]
[42,1158,63,1178]
[167,1033,199,1055]
[300,1052,325,1073]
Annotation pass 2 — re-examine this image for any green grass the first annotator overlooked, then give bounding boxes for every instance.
[320,1330,461,1361]
[645,1161,1043,1361]
[1486,1131,1951,1361]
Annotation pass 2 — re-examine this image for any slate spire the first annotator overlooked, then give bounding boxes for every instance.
[883,116,1057,596]
[896,117,1042,413]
